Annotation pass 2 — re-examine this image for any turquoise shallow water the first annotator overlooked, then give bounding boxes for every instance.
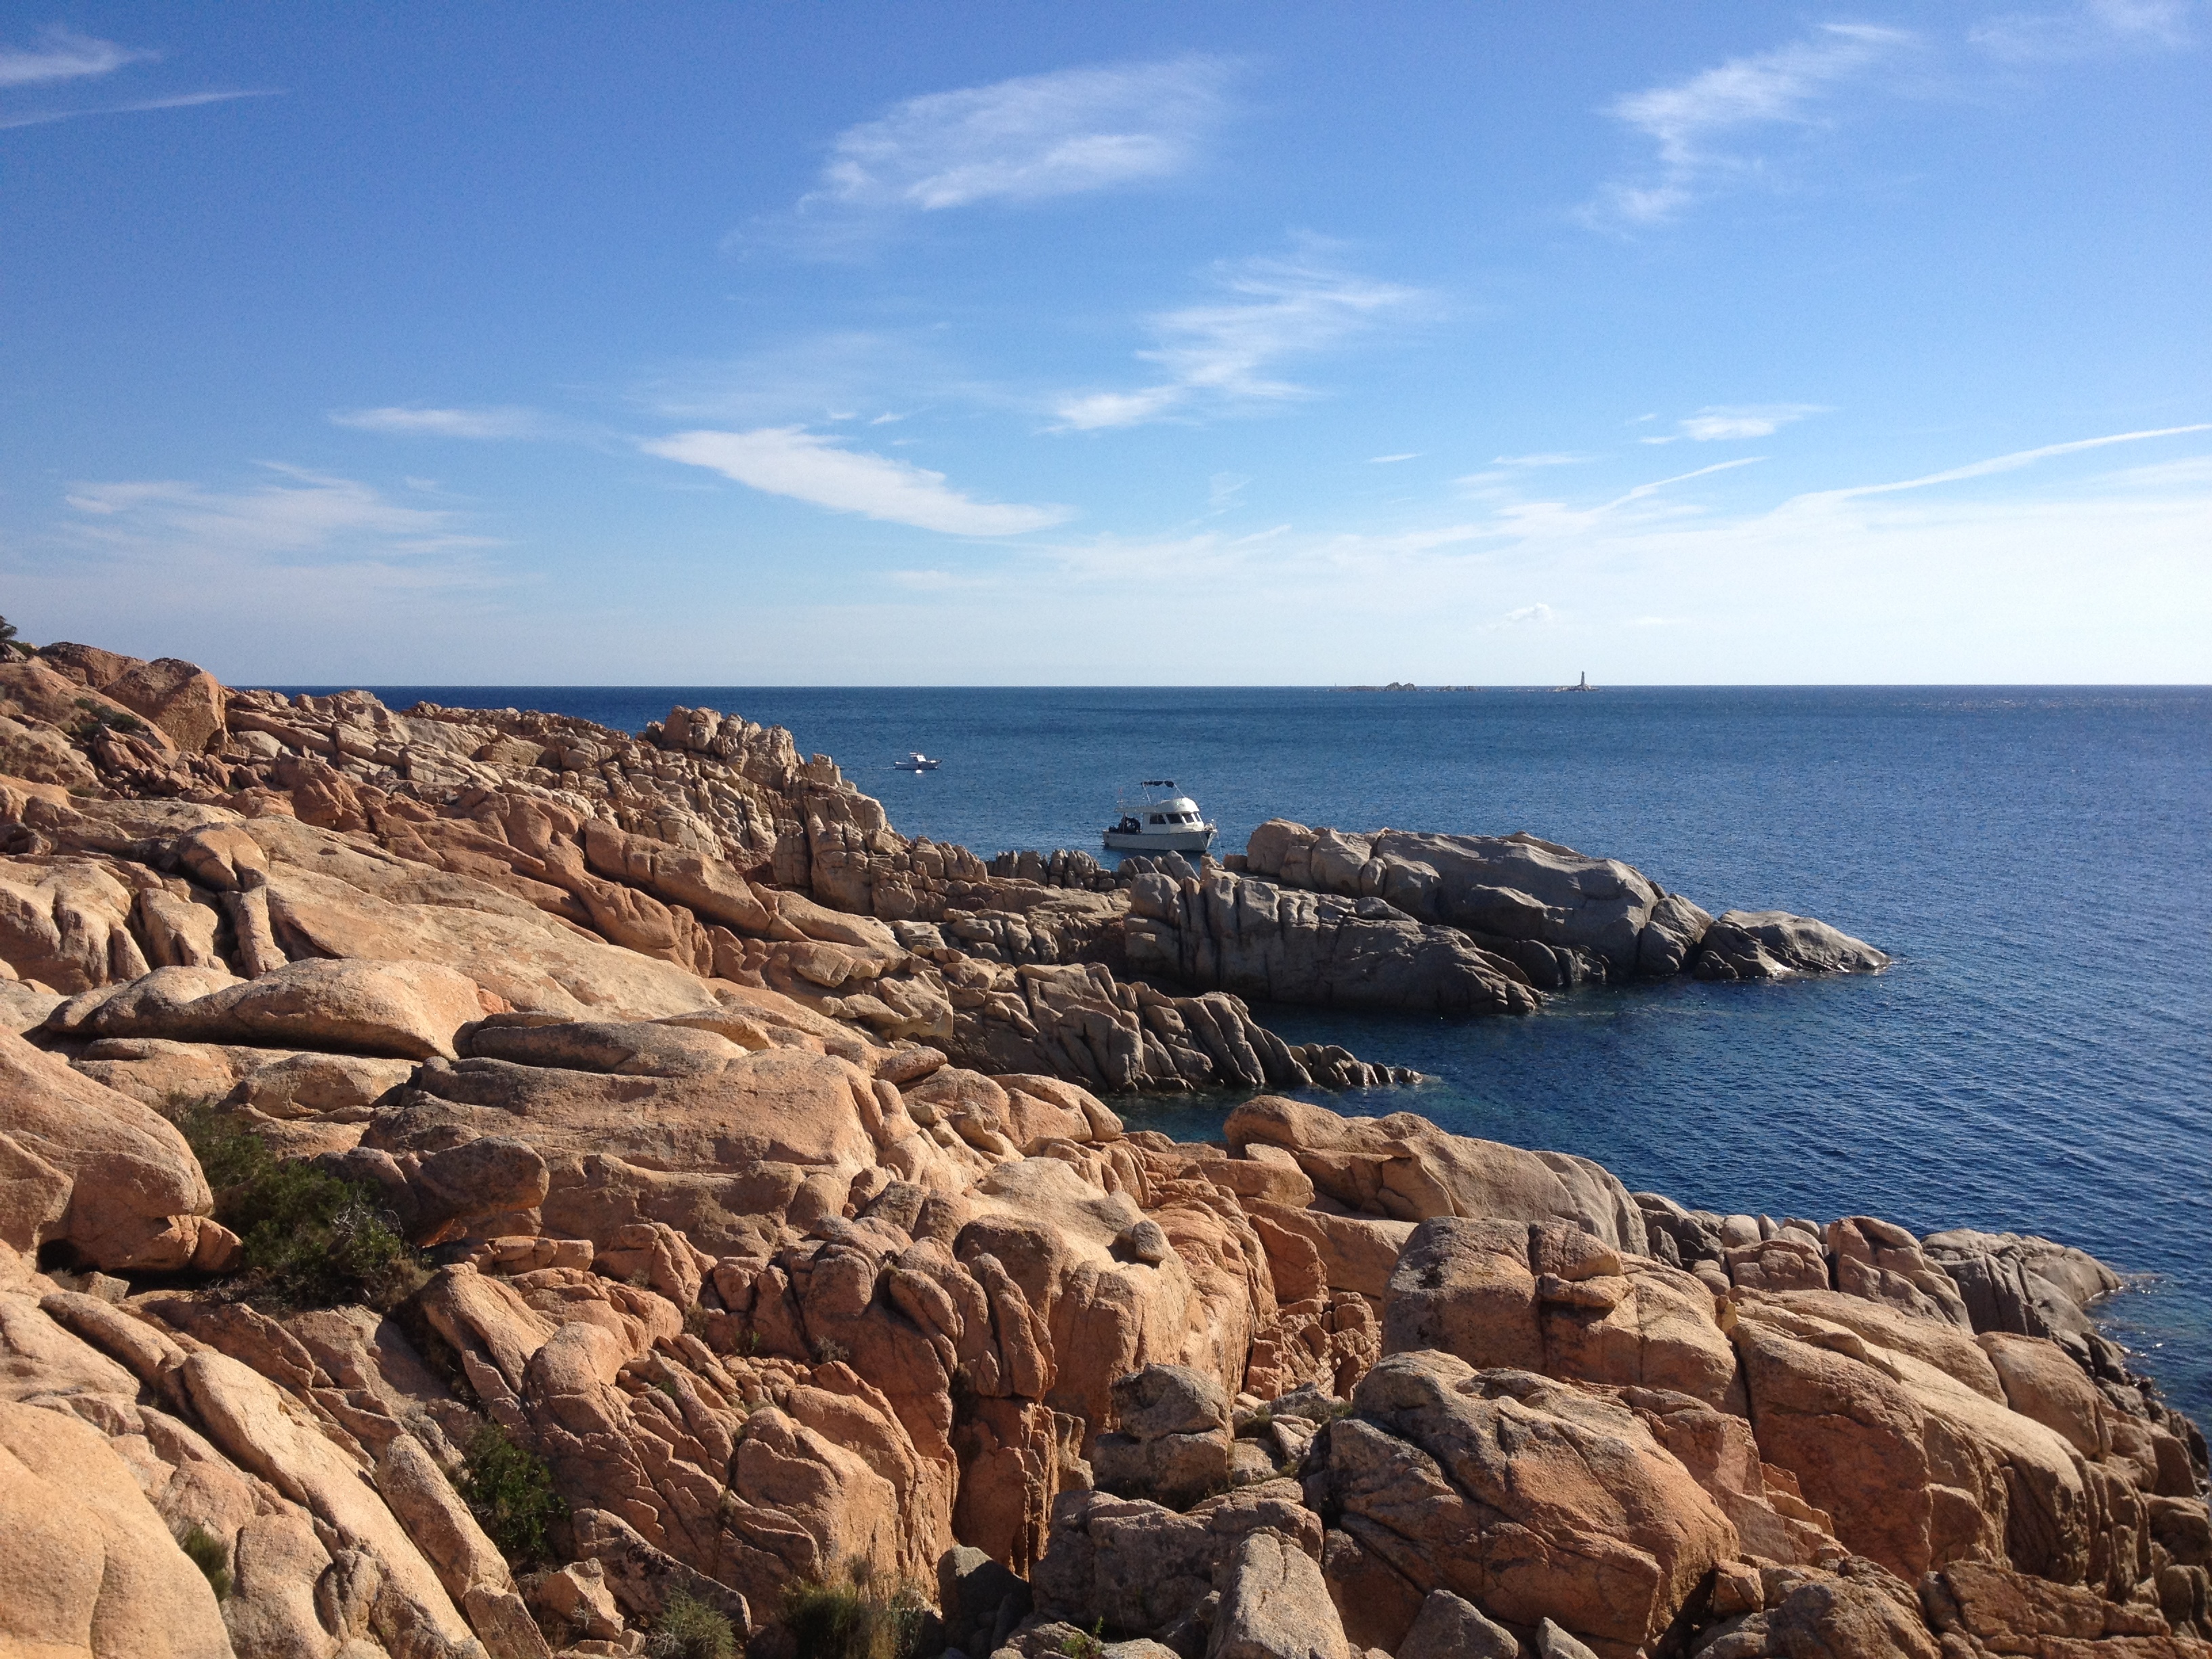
[285,683,2212,1420]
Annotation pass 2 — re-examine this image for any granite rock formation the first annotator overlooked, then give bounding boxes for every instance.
[0,640,2197,1659]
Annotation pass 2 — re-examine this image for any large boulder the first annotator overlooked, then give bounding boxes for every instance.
[1227,1097,1646,1252]
[90,954,495,1060]
[0,1029,230,1271]
[364,1044,943,1206]
[1395,1587,1517,1659]
[1694,1557,1942,1658]
[0,857,150,992]
[1124,867,1541,1016]
[0,712,98,787]
[0,1396,234,1659]
[1032,1479,1324,1642]
[178,1349,484,1653]
[0,659,173,752]
[1307,1351,1737,1654]
[1919,1227,2121,1340]
[102,657,229,754]
[1382,1216,1744,1412]
[1091,1364,1234,1510]
[1236,821,1883,994]
[1208,1525,1352,1659]
[1729,1298,2130,1589]
[1690,911,1888,980]
[240,815,725,1020]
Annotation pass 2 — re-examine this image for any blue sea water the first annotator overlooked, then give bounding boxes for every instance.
[291,683,2212,1419]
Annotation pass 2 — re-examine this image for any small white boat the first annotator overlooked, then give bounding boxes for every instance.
[1103,781,1216,854]
[893,752,941,771]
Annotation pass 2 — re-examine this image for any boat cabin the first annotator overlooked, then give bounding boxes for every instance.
[1103,780,1217,854]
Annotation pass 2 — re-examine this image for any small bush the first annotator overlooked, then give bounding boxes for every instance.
[782,1569,926,1659]
[180,1112,426,1310]
[1059,1622,1106,1659]
[67,696,146,743]
[459,1422,565,1569]
[647,1589,739,1659]
[178,1523,231,1601]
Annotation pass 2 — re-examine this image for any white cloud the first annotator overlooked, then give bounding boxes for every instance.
[1589,24,1914,226]
[642,427,1072,536]
[331,405,545,439]
[638,330,977,427]
[1368,452,1424,465]
[1641,404,1827,444]
[60,465,493,560]
[1051,253,1421,430]
[1973,0,2193,60]
[1605,456,1766,508]
[0,25,150,87]
[762,57,1231,250]
[1793,422,2212,506]
[7,465,520,678]
[0,87,279,132]
[1502,603,1556,626]
[1053,387,1185,431]
[1207,472,1250,510]
[1493,452,1590,467]
[930,427,2212,684]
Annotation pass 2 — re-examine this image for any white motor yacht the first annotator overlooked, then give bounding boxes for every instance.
[1103,781,1216,854]
[893,752,941,771]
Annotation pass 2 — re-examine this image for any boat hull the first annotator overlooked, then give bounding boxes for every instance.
[1103,826,1216,853]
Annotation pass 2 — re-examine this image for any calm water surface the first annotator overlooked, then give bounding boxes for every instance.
[287,683,2212,1418]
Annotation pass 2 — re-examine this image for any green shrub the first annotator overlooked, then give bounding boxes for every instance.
[66,696,146,743]
[459,1423,565,1569]
[647,1589,739,1659]
[782,1569,926,1659]
[180,1112,425,1311]
[178,1523,231,1601]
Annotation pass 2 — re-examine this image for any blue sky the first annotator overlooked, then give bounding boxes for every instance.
[3,3,2207,684]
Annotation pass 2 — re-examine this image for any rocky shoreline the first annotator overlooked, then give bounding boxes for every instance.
[0,642,2204,1659]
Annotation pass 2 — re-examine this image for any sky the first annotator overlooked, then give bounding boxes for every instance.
[1,3,2207,685]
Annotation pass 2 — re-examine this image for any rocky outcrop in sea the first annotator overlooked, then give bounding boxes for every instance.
[0,641,2200,1659]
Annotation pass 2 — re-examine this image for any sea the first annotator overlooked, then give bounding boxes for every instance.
[288,682,2212,1420]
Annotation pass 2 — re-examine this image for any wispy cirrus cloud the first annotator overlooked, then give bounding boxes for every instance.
[331,405,547,439]
[8,465,512,675]
[0,24,278,130]
[0,24,151,87]
[1493,452,1591,467]
[1588,24,1914,226]
[1790,422,2212,506]
[1051,252,1422,431]
[1640,404,1827,444]
[642,428,1072,536]
[1972,0,2194,60]
[60,465,495,564]
[758,57,1233,252]
[0,88,277,131]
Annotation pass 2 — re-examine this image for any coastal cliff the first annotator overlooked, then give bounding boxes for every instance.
[0,642,2202,1659]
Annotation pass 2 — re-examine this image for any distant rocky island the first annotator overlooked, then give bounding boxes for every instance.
[1,635,2203,1659]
